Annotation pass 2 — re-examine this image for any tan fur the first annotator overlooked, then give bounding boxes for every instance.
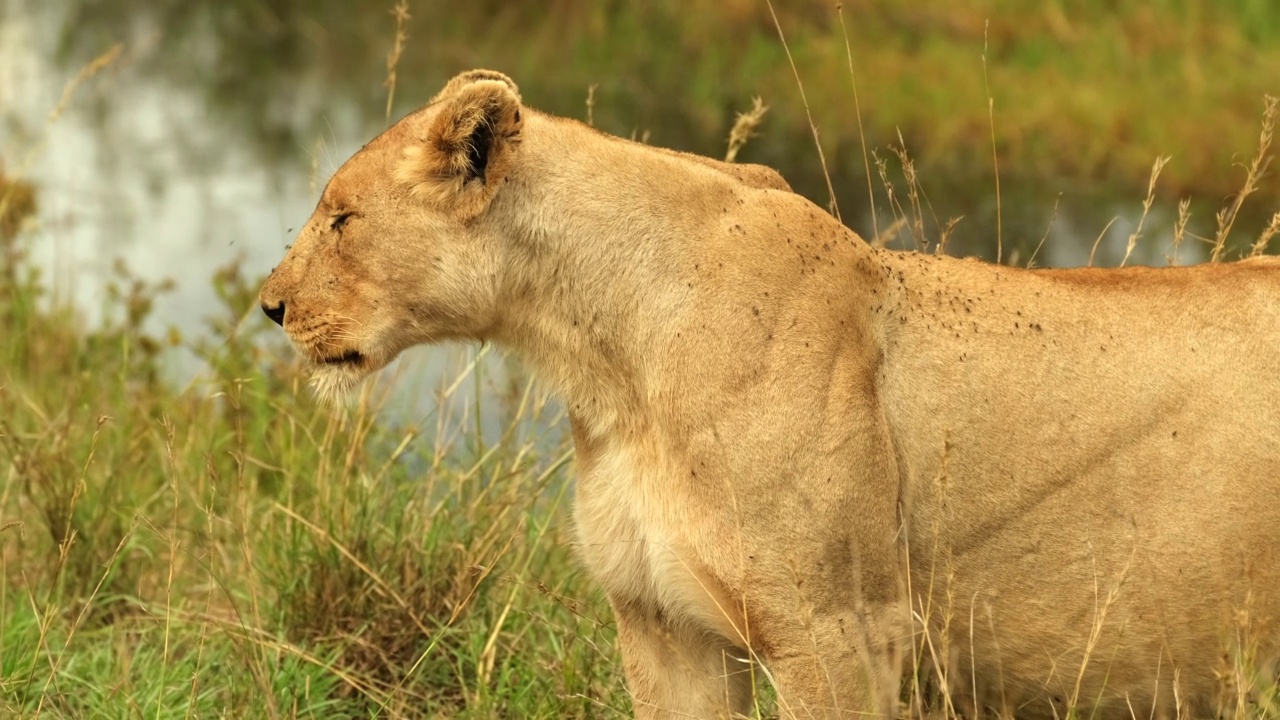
[260,70,1280,719]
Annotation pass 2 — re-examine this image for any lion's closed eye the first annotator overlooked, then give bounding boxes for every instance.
[330,212,354,232]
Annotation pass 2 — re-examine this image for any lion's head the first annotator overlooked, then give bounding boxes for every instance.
[258,70,524,401]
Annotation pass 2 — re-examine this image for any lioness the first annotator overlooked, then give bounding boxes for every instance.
[259,69,1280,719]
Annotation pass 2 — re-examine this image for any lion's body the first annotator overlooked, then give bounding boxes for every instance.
[260,71,1280,718]
[883,254,1280,715]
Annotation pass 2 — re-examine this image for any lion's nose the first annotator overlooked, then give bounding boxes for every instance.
[262,301,286,326]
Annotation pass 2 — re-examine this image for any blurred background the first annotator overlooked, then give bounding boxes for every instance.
[2,0,1278,379]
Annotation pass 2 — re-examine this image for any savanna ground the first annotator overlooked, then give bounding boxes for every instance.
[2,1,1279,718]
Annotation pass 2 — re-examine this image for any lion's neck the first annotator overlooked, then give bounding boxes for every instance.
[485,115,734,437]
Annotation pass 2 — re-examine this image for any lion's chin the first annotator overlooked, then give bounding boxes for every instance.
[308,363,372,407]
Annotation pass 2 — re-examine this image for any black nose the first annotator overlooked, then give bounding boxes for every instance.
[262,302,286,326]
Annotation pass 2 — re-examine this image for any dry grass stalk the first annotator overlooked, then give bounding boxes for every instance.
[765,0,841,221]
[1211,94,1277,262]
[1229,592,1261,719]
[4,42,120,264]
[384,0,411,126]
[936,216,962,257]
[982,22,1003,264]
[1120,155,1171,267]
[1066,548,1134,713]
[724,97,769,163]
[187,494,219,717]
[836,2,880,237]
[585,83,598,127]
[1026,193,1062,269]
[873,151,913,248]
[789,561,840,716]
[49,44,123,125]
[873,216,908,250]
[1169,198,1192,265]
[1087,217,1120,267]
[1249,212,1280,257]
[1173,667,1187,720]
[878,135,952,256]
[911,434,960,720]
[891,131,928,253]
[159,415,181,710]
[309,133,327,199]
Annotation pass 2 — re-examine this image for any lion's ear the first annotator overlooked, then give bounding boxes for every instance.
[428,69,521,104]
[396,76,523,220]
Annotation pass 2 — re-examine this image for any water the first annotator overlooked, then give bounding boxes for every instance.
[3,8,306,330]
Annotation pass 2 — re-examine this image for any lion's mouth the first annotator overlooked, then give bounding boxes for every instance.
[320,349,365,366]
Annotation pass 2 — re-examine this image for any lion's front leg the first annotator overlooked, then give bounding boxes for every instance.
[612,597,754,720]
[759,599,907,720]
